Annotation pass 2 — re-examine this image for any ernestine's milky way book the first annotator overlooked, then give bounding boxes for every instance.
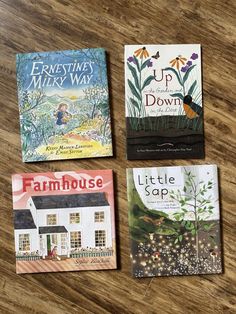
[12,170,116,274]
[16,48,112,162]
[125,44,204,160]
[127,165,222,278]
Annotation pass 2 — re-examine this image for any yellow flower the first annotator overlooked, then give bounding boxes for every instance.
[170,55,187,70]
[134,47,149,59]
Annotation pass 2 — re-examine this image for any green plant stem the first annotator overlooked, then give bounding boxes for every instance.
[176,69,185,129]
[138,59,142,118]
[178,69,185,95]
[194,194,199,261]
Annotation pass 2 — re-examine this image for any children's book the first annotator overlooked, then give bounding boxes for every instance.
[16,48,112,162]
[12,170,116,274]
[127,165,222,277]
[125,44,204,159]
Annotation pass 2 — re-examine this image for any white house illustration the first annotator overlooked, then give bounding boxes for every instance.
[14,192,113,259]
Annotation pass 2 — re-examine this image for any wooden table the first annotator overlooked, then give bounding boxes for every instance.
[0,1,235,313]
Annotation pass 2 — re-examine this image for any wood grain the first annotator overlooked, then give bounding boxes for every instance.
[0,0,235,313]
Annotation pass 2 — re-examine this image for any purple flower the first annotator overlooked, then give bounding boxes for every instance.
[127,56,134,63]
[187,60,192,66]
[191,53,198,60]
[127,56,137,65]
[147,60,153,68]
[181,66,189,72]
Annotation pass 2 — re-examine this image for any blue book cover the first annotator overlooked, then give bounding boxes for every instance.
[16,48,113,162]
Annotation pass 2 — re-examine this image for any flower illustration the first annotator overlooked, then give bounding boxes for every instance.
[127,56,137,65]
[187,60,192,66]
[191,53,198,60]
[127,56,134,63]
[134,47,149,59]
[181,66,189,73]
[147,60,153,68]
[170,55,187,70]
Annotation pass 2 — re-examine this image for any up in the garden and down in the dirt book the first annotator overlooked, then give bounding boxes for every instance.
[127,165,222,278]
[16,48,112,162]
[125,44,204,159]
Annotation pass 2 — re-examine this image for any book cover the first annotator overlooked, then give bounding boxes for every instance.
[16,48,112,162]
[125,44,204,160]
[127,165,222,277]
[12,170,116,274]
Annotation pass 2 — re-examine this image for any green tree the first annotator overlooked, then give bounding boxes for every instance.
[98,101,110,138]
[170,169,215,260]
[83,84,108,119]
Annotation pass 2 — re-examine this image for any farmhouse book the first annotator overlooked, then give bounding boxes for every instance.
[125,44,204,159]
[127,165,222,278]
[12,170,116,274]
[16,48,112,162]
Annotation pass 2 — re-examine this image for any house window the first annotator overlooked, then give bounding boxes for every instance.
[94,211,105,222]
[47,214,57,225]
[19,234,30,251]
[40,235,44,251]
[70,231,81,248]
[95,230,106,247]
[70,213,80,224]
[61,234,67,250]
[51,234,58,245]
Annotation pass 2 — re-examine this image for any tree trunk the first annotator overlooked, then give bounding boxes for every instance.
[195,227,199,260]
[91,103,96,119]
[194,196,199,261]
[103,116,109,137]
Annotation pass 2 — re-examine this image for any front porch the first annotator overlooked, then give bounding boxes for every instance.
[39,227,69,259]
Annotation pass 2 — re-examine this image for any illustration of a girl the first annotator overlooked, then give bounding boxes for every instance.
[51,246,61,261]
[54,103,72,134]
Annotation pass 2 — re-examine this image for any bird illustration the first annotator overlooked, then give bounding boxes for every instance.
[183,95,203,119]
[140,216,154,224]
[140,216,164,226]
[155,216,165,226]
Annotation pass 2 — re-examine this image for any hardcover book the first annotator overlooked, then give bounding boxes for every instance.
[12,170,116,274]
[125,44,204,159]
[127,165,222,277]
[16,48,112,162]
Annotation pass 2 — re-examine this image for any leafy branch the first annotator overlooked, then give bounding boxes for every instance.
[170,169,216,260]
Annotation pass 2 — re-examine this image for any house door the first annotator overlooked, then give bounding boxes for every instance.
[47,235,51,255]
[47,234,58,256]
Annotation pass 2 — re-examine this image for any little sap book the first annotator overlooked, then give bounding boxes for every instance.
[125,44,204,160]
[16,48,112,162]
[12,170,116,274]
[127,165,222,277]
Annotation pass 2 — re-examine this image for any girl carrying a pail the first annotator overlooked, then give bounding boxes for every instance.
[54,103,72,134]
